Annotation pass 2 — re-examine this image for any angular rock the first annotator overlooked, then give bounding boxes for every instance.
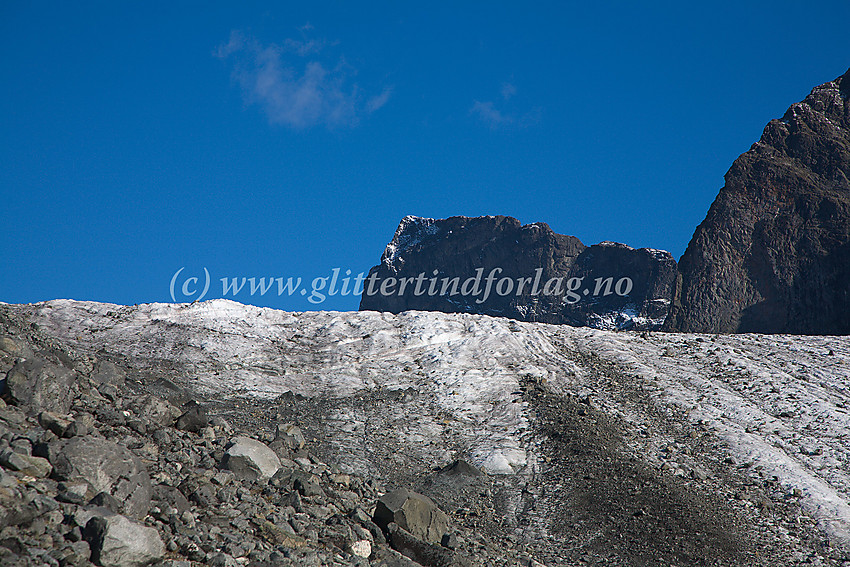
[90,360,127,386]
[221,436,281,481]
[274,422,306,450]
[133,395,179,428]
[387,523,469,567]
[0,485,59,528]
[373,488,450,545]
[3,357,76,414]
[0,449,52,478]
[360,215,676,330]
[175,401,208,433]
[46,436,152,519]
[38,410,74,437]
[84,512,165,567]
[666,68,850,334]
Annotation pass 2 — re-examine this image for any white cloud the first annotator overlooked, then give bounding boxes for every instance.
[471,83,540,130]
[216,30,390,130]
[283,37,325,56]
[470,100,511,129]
[366,87,393,113]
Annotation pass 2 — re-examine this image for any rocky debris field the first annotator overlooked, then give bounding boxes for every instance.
[3,299,850,566]
[0,307,540,567]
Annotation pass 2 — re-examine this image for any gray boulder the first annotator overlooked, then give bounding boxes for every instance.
[90,360,127,386]
[133,395,179,428]
[221,436,281,481]
[274,422,306,450]
[374,488,450,545]
[0,449,52,478]
[84,512,165,567]
[46,436,152,519]
[3,357,76,414]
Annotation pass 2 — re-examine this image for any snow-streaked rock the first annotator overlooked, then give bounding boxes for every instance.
[361,215,677,331]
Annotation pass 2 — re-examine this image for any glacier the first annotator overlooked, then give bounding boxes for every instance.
[13,298,850,547]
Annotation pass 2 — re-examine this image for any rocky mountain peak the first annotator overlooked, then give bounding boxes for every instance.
[381,215,530,271]
[666,68,850,334]
[361,215,677,331]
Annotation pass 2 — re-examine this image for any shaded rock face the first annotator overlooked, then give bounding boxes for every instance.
[360,215,677,330]
[666,69,850,334]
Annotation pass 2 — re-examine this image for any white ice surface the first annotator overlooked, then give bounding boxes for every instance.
[19,299,850,545]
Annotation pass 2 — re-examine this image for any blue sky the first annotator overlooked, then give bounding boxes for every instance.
[2,2,849,311]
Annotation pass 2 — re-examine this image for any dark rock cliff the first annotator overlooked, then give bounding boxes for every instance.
[666,69,850,334]
[359,215,677,330]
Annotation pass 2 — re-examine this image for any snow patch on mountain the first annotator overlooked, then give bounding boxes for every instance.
[382,215,439,267]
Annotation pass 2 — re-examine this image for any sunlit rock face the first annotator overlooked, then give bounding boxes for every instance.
[666,68,850,335]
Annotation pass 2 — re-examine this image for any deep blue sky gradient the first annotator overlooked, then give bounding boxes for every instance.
[2,2,849,310]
